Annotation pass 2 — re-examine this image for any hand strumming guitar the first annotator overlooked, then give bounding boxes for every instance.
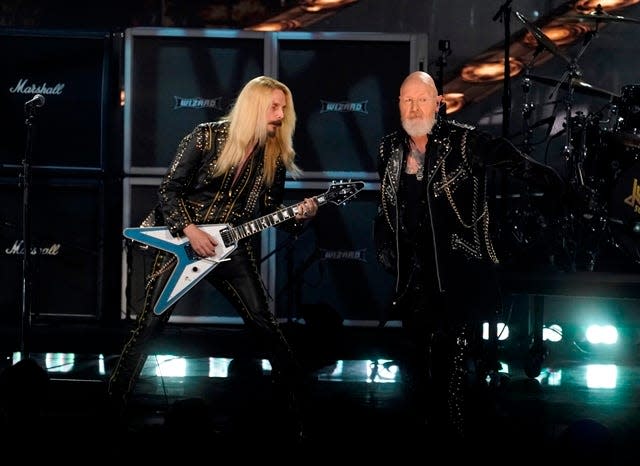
[183,223,218,258]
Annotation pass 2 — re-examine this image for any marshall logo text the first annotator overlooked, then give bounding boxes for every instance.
[4,240,61,256]
[10,79,65,95]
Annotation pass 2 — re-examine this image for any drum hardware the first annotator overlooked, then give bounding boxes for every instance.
[514,10,607,185]
[514,11,571,64]
[511,9,640,270]
[520,63,537,155]
[528,74,618,101]
[562,4,640,25]
[515,21,566,156]
[526,25,604,190]
[610,84,640,148]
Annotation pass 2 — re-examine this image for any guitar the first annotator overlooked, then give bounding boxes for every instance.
[124,180,365,315]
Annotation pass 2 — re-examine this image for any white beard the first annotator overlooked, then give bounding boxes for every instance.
[402,115,437,137]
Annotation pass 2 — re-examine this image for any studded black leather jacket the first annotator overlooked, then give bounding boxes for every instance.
[142,120,303,238]
[374,119,559,315]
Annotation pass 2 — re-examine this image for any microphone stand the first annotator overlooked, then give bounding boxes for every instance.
[493,0,513,138]
[20,100,42,357]
[549,31,598,190]
[490,0,513,363]
[521,46,545,155]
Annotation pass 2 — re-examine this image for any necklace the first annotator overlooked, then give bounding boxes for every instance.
[407,141,426,181]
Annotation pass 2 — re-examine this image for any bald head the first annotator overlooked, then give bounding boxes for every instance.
[400,71,438,98]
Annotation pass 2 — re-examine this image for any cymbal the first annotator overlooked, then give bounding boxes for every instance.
[528,74,619,100]
[514,11,571,63]
[562,11,640,25]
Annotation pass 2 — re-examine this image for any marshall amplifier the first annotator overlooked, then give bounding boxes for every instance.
[0,176,104,322]
[0,29,112,171]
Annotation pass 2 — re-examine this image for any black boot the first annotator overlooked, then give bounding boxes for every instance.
[271,365,309,445]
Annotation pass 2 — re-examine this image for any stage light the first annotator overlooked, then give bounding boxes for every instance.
[586,324,619,345]
[300,0,358,12]
[442,92,465,114]
[248,19,302,31]
[146,355,187,377]
[482,322,509,341]
[98,354,106,376]
[585,364,618,389]
[367,359,399,383]
[461,57,524,83]
[522,22,590,48]
[543,324,563,342]
[537,367,563,386]
[574,0,640,12]
[45,353,75,373]
[208,357,232,378]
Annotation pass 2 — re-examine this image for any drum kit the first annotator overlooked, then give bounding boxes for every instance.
[505,8,640,271]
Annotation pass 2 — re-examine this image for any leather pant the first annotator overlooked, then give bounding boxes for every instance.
[401,292,479,438]
[108,241,300,407]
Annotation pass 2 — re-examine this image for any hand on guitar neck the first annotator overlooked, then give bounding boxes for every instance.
[294,197,319,222]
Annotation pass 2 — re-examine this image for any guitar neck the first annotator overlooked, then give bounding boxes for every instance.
[226,195,324,243]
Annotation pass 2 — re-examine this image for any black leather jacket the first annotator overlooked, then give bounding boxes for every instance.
[374,119,560,310]
[143,120,303,238]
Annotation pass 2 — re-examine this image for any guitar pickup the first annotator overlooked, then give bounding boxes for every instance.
[220,228,234,248]
[184,243,200,261]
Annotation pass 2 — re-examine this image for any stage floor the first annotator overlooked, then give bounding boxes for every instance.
[1,323,639,463]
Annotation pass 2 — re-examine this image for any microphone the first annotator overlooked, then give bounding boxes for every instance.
[24,94,45,110]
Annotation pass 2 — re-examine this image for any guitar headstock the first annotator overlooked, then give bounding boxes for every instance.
[323,180,366,205]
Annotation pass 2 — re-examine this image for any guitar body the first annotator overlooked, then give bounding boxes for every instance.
[124,180,365,316]
[124,224,237,315]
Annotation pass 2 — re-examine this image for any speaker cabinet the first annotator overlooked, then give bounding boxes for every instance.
[274,182,394,325]
[124,29,265,174]
[0,176,104,321]
[0,29,111,170]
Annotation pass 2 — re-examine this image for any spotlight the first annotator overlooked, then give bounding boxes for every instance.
[574,0,640,12]
[442,92,465,114]
[461,57,523,83]
[585,324,619,345]
[543,324,563,342]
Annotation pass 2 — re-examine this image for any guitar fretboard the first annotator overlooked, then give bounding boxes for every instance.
[217,181,362,247]
[220,198,319,246]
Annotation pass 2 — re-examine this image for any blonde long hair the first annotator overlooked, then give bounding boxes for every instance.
[213,76,301,185]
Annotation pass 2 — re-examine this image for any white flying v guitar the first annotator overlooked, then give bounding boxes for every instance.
[124,180,365,315]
